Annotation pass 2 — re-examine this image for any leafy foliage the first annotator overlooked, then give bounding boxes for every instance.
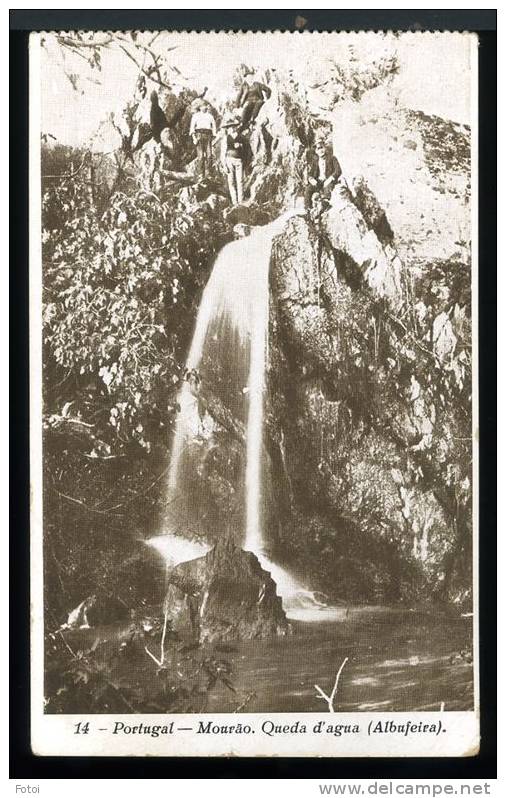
[310,45,400,108]
[41,139,231,627]
[45,624,240,714]
[43,148,229,459]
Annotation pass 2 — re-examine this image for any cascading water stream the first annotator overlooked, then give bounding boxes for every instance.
[148,212,329,616]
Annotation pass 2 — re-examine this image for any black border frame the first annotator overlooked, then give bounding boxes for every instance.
[10,9,497,780]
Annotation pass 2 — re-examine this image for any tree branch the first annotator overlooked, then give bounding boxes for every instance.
[51,488,124,518]
[116,42,174,91]
[57,34,115,50]
[314,656,349,712]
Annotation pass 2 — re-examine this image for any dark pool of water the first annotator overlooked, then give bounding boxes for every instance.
[56,606,473,714]
[206,607,474,713]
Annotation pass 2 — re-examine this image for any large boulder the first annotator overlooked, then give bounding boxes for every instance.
[163,539,289,643]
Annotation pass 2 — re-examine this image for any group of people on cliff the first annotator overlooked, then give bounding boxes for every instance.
[130,66,343,213]
[185,68,274,206]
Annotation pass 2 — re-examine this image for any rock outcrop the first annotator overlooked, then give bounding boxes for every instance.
[163,539,289,642]
[329,96,471,264]
[264,170,471,604]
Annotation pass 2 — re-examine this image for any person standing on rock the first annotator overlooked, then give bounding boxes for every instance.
[304,139,342,211]
[220,112,248,206]
[189,100,217,178]
[236,70,271,132]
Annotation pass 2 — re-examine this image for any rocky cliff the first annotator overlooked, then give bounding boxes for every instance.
[174,103,472,607]
[261,109,471,604]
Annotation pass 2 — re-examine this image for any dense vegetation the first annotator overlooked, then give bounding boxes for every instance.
[39,35,474,715]
[41,36,472,634]
[42,140,233,620]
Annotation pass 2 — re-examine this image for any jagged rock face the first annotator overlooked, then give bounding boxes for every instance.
[270,204,403,379]
[322,187,404,305]
[330,97,470,263]
[266,199,467,602]
[246,88,325,211]
[163,540,289,642]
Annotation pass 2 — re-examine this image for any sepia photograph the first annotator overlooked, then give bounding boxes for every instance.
[29,28,478,757]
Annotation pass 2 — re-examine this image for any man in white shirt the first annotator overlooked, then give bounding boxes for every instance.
[189,101,217,178]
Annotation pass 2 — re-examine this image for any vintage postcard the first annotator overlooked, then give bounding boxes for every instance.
[30,30,479,757]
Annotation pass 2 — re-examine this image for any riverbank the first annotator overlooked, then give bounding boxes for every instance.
[46,606,473,714]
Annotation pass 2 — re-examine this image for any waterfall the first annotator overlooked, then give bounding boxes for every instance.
[243,228,270,556]
[148,211,328,615]
[167,216,286,551]
[167,220,278,528]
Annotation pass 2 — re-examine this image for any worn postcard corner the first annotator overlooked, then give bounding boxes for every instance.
[29,29,479,758]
